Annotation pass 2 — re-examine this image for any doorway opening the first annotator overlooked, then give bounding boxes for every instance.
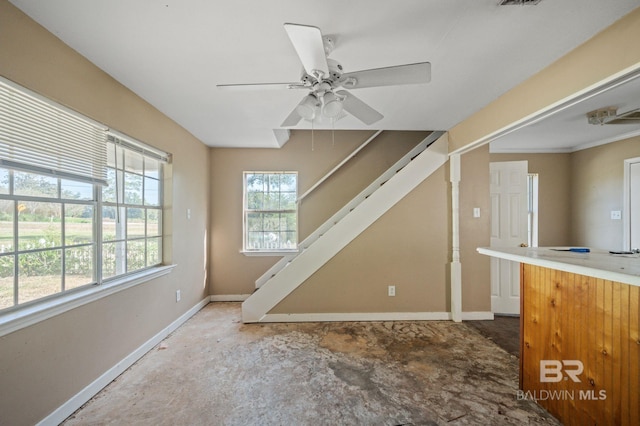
[623,157,640,251]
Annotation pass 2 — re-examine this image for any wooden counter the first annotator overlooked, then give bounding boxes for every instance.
[478,247,639,425]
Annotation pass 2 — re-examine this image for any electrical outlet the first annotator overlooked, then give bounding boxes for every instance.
[176,290,181,302]
[187,209,191,220]
[388,285,396,297]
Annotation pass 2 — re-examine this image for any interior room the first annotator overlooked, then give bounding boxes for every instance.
[1,1,639,425]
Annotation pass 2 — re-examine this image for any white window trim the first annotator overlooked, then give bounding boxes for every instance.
[242,171,299,252]
[0,264,175,338]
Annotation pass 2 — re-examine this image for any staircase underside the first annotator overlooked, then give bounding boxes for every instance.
[242,132,448,323]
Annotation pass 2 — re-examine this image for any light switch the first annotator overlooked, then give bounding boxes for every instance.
[611,210,621,220]
[473,207,481,218]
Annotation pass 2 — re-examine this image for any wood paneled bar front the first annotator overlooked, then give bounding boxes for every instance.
[478,247,640,426]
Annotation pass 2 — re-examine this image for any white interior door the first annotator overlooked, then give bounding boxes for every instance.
[630,161,640,250]
[490,161,528,315]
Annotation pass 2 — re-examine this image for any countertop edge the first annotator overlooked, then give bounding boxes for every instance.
[477,247,640,287]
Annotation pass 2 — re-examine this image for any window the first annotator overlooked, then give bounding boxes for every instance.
[0,143,165,311]
[102,138,163,277]
[243,172,297,252]
[0,169,96,309]
[0,76,168,314]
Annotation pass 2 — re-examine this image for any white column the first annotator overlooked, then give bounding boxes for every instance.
[450,153,462,322]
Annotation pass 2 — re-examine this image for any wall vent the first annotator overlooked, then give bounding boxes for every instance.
[499,0,542,5]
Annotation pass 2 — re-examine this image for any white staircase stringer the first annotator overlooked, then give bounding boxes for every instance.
[242,133,449,323]
[255,131,441,289]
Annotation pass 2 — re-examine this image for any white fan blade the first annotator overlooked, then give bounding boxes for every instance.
[281,107,302,127]
[217,82,307,91]
[336,90,383,125]
[284,23,329,77]
[337,62,431,89]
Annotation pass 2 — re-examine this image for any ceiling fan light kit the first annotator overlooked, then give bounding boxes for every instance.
[321,91,344,118]
[296,94,320,120]
[217,23,431,127]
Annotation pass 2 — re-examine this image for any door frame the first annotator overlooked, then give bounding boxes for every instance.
[623,156,640,250]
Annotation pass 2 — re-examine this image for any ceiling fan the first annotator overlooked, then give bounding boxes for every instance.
[217,23,431,126]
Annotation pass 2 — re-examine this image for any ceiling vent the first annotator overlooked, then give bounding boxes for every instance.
[499,0,542,5]
[587,107,640,125]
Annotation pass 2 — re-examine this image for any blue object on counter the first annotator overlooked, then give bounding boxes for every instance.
[551,248,590,253]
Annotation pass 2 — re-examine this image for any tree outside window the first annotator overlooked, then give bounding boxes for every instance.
[244,172,297,251]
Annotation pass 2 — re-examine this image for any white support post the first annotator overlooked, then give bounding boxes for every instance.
[450,153,462,322]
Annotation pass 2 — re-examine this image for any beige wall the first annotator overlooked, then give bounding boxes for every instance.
[490,153,572,246]
[211,129,492,315]
[271,164,450,313]
[570,137,640,249]
[2,0,639,423]
[491,137,640,251]
[0,2,210,425]
[449,7,640,154]
[271,144,491,314]
[209,130,428,296]
[459,145,491,312]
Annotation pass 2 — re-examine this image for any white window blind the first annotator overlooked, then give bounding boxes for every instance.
[107,131,171,164]
[0,77,108,184]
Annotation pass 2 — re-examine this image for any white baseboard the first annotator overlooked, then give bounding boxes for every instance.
[37,297,210,426]
[461,311,495,321]
[260,312,452,322]
[259,311,495,323]
[210,294,251,302]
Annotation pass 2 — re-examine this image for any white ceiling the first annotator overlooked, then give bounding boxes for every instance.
[490,72,640,153]
[9,0,640,148]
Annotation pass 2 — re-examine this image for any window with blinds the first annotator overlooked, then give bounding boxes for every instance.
[0,76,108,184]
[0,77,170,313]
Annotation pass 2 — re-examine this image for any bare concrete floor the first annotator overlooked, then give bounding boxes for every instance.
[466,316,520,358]
[64,303,558,426]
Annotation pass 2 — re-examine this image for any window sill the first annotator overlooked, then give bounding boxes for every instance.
[240,250,299,257]
[0,264,176,338]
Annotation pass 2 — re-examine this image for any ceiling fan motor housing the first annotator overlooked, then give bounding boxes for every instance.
[326,59,344,81]
[300,58,344,88]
